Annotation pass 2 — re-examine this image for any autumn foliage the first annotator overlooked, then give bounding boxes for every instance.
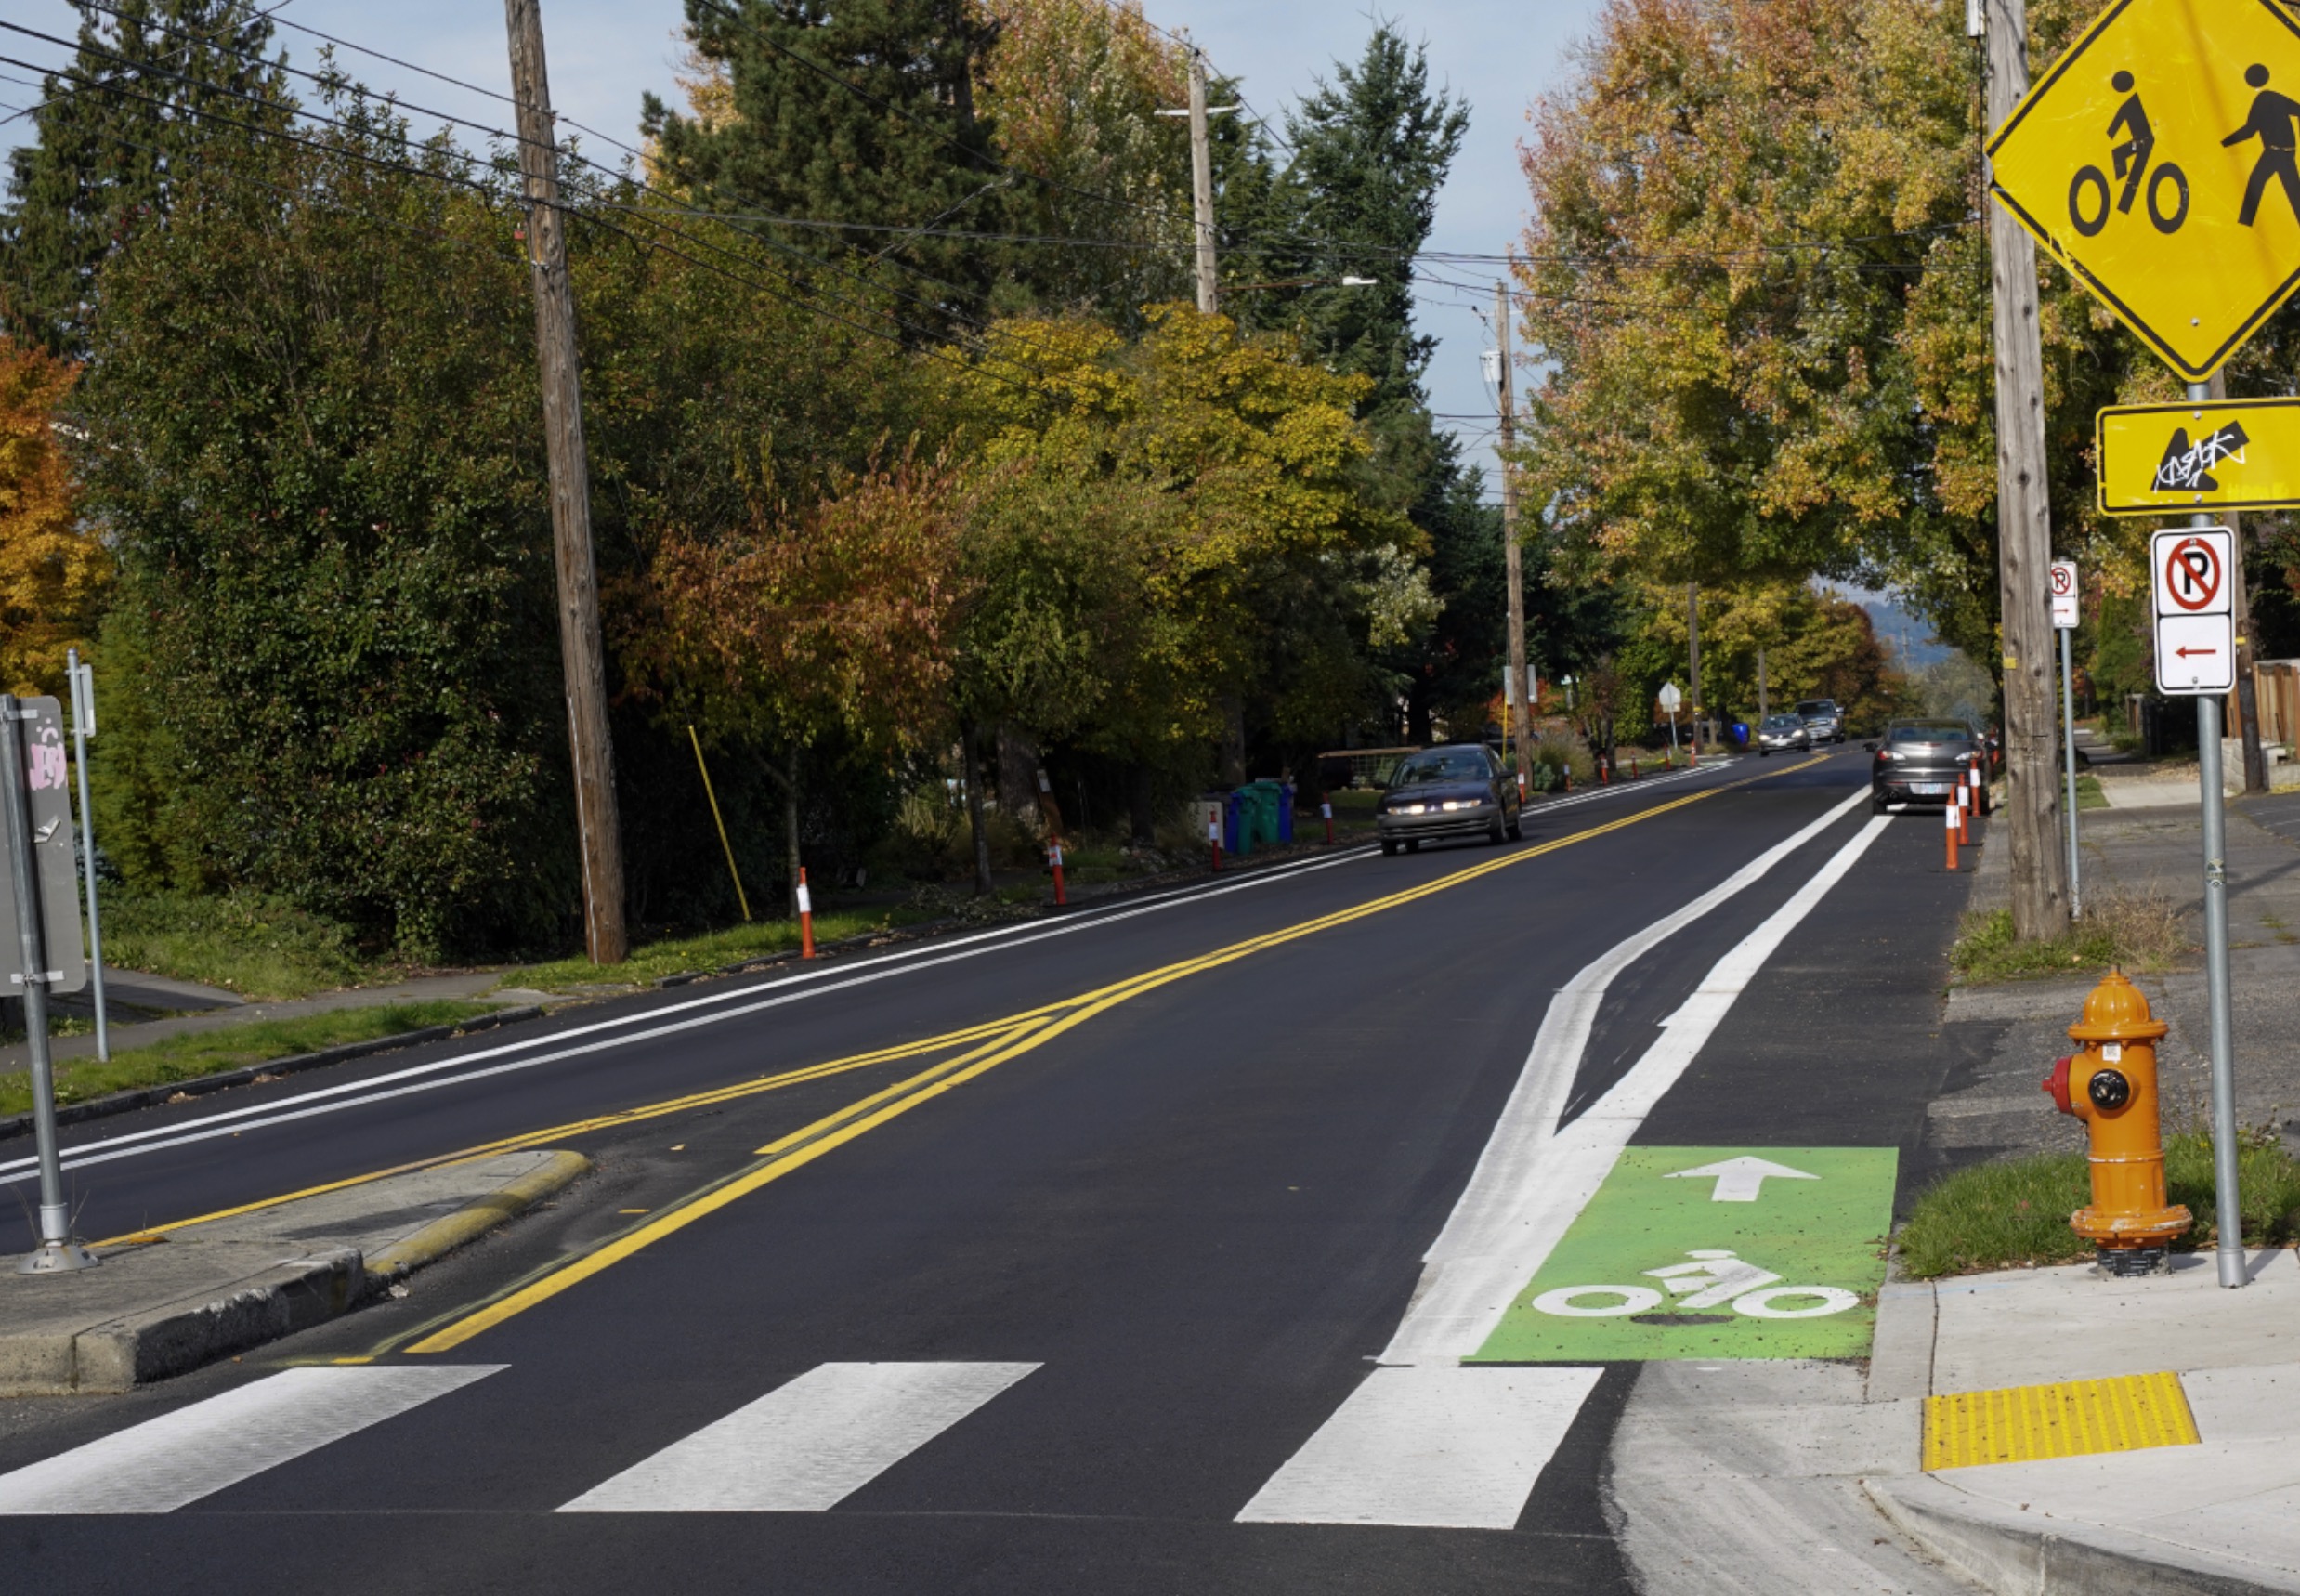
[0,335,108,695]
[617,452,974,759]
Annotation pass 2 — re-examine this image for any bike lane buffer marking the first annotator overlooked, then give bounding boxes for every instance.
[1468,1145,1897,1363]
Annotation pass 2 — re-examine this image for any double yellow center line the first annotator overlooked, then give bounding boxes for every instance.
[397,755,1830,1354]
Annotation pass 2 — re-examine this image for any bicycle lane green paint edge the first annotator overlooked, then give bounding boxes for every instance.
[1467,1146,1898,1363]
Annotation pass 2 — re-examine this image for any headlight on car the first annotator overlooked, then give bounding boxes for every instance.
[1393,802,1426,815]
[1440,799,1470,812]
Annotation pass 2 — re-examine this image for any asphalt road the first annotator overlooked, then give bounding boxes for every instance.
[0,747,1981,1593]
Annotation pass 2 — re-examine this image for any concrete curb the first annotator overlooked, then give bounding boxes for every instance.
[0,1004,547,1145]
[0,1150,590,1393]
[1862,1474,2297,1595]
[362,1149,588,1283]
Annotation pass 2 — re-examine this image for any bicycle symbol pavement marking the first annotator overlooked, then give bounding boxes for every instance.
[1470,1146,1897,1365]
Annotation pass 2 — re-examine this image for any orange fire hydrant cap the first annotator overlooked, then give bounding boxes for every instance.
[2066,968,2170,1045]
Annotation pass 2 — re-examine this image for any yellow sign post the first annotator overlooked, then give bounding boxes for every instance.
[1989,0,2300,379]
[2097,397,2300,513]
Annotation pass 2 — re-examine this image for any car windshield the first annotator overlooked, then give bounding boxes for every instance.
[1889,722,1971,743]
[1763,714,1803,729]
[1796,700,1835,715]
[1393,750,1490,785]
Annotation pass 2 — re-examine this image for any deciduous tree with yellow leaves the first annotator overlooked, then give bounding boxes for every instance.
[0,335,108,694]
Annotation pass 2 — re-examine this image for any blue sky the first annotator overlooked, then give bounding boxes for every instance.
[0,0,1610,483]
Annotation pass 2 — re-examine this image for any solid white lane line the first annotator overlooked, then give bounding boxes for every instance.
[1235,1366,1603,1528]
[0,761,1750,1186]
[1378,813,1893,1367]
[557,1361,1039,1513]
[1379,785,1871,1367]
[0,1365,503,1514]
[0,849,1379,1184]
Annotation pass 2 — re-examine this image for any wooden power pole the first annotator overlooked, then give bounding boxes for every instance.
[1981,0,2068,935]
[505,0,627,963]
[1687,583,1702,761]
[1494,278,1532,761]
[1187,49,1218,315]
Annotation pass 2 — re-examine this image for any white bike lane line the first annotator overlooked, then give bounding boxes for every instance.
[0,759,1741,1189]
[1237,791,1888,1530]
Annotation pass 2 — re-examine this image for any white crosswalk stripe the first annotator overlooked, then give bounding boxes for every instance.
[558,1361,1040,1513]
[0,1365,503,1515]
[1235,1366,1602,1529]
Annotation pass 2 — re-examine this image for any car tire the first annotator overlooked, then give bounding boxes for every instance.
[1405,839,1421,853]
[1379,839,1398,857]
[1507,818,1522,841]
[1488,817,1507,845]
[1871,793,1890,816]
[1758,748,1769,758]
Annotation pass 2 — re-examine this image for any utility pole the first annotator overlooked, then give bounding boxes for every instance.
[1980,0,2069,935]
[1188,48,1218,315]
[1758,646,1769,724]
[1687,583,1702,761]
[1495,277,1532,762]
[504,0,626,964]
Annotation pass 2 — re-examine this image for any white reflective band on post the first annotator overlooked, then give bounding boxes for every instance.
[795,885,812,913]
[1945,805,1958,830]
[1321,803,1332,818]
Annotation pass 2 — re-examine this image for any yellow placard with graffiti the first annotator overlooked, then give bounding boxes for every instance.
[2097,397,2300,514]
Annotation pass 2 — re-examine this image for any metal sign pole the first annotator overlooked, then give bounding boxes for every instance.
[2061,626,2082,919]
[2185,382,2244,1289]
[2,694,95,1273]
[67,651,106,1062]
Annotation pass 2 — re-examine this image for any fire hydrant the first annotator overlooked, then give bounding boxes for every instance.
[2041,969,2190,1275]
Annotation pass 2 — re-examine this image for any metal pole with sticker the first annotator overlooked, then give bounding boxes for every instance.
[2051,562,2083,918]
[2150,461,2243,1286]
[2,694,96,1272]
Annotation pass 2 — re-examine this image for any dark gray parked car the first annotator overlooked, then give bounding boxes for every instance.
[1869,719,1991,816]
[1755,713,1811,756]
[1377,744,1522,853]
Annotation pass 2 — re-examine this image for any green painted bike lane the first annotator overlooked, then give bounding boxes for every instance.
[1470,1146,1898,1363]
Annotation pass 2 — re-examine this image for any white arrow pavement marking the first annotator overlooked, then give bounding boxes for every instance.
[1664,1156,1820,1202]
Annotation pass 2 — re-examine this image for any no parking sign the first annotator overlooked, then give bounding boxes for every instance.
[2150,526,2236,694]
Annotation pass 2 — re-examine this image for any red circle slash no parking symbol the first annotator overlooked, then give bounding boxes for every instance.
[2051,565,2074,596]
[2163,536,2222,612]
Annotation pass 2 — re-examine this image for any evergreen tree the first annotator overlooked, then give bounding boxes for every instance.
[2,0,289,354]
[642,0,1005,328]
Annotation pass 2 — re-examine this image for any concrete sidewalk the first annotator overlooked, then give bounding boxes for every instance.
[0,1149,586,1394]
[1863,1251,2300,1594]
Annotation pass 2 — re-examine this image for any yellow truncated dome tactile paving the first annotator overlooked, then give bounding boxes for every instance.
[1923,1372,2201,1471]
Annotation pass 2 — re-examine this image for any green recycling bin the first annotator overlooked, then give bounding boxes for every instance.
[1242,779,1286,850]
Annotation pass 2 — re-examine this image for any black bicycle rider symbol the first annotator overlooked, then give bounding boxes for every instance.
[2070,71,2189,237]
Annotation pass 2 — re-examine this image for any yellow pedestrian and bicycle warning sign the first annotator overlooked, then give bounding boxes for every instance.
[2097,396,2300,512]
[1989,0,2300,378]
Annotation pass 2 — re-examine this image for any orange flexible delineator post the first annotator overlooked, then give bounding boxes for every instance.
[1944,800,1959,871]
[797,866,816,959]
[1050,841,1067,906]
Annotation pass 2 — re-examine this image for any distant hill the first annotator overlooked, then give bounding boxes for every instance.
[1858,598,1958,672]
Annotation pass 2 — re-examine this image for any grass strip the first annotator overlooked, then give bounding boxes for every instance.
[1950,889,2188,983]
[499,909,934,992]
[2076,773,2109,811]
[1898,1129,2300,1278]
[0,1001,498,1119]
